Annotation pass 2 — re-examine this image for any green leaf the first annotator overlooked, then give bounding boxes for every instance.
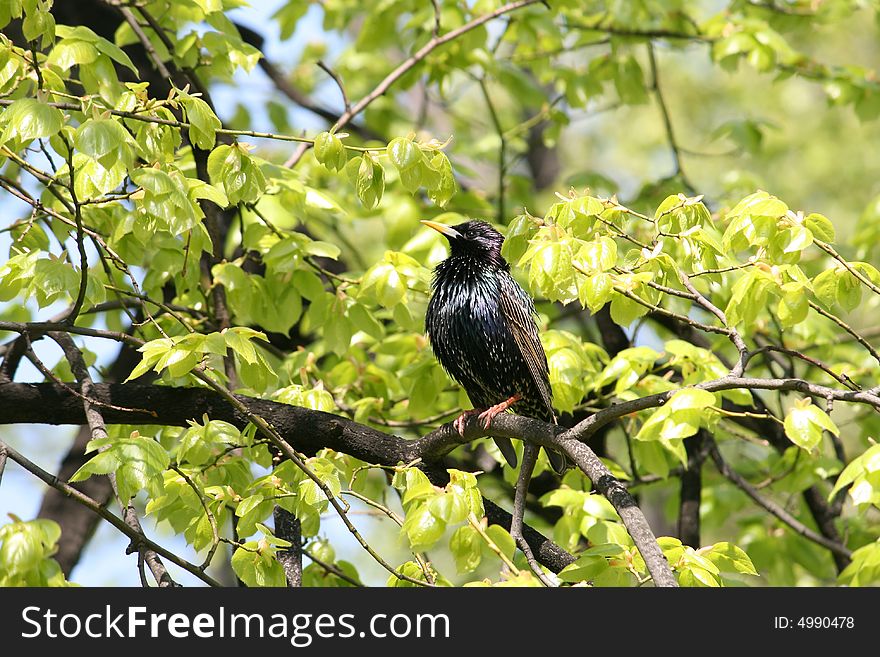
[702,542,759,576]
[355,154,384,209]
[580,236,617,271]
[636,389,715,442]
[1,99,64,145]
[558,555,609,583]
[398,164,423,193]
[224,326,264,365]
[667,388,716,411]
[679,565,721,587]
[188,178,229,208]
[54,25,137,72]
[784,400,838,451]
[609,292,649,327]
[614,55,647,104]
[838,541,880,586]
[812,268,839,308]
[386,561,436,588]
[231,541,286,587]
[75,118,134,168]
[20,1,54,47]
[314,131,346,171]
[724,268,777,329]
[427,152,456,207]
[207,144,266,205]
[449,525,482,573]
[387,137,422,170]
[484,524,516,562]
[805,213,835,243]
[392,467,436,506]
[727,190,788,221]
[71,432,169,501]
[577,272,613,314]
[401,505,446,551]
[360,260,407,308]
[829,443,880,509]
[777,282,809,328]
[182,95,221,150]
[31,258,79,308]
[523,238,574,303]
[427,490,469,524]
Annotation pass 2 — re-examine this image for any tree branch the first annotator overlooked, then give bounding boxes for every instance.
[233,23,383,142]
[50,332,179,587]
[0,381,568,576]
[273,506,303,587]
[284,0,546,167]
[0,380,675,584]
[678,430,707,548]
[647,42,695,193]
[707,438,852,561]
[9,368,876,583]
[0,441,221,587]
[477,76,507,224]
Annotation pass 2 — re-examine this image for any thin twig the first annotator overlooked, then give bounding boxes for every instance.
[284,0,545,167]
[170,464,221,572]
[117,5,173,80]
[509,443,557,586]
[342,490,435,583]
[468,513,520,575]
[316,60,351,113]
[707,438,852,560]
[57,134,89,324]
[809,301,880,367]
[50,331,179,587]
[477,77,506,224]
[0,444,7,488]
[302,546,363,587]
[0,441,220,586]
[190,366,436,587]
[430,0,442,37]
[647,42,694,193]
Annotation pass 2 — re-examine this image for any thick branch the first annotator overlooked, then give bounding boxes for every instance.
[273,506,303,587]
[678,431,707,548]
[0,381,572,574]
[6,370,879,581]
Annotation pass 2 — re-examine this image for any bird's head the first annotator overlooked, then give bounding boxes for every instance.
[421,219,506,266]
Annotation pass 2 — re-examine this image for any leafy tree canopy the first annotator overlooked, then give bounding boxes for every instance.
[1,0,879,588]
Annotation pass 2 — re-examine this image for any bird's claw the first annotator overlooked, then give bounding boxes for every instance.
[454,410,480,435]
[477,407,501,429]
[476,393,522,429]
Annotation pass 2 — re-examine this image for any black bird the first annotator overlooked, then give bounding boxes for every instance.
[422,219,565,473]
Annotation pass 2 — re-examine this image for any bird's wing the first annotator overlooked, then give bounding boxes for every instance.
[498,274,555,421]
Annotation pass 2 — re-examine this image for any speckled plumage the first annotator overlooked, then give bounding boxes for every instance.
[424,220,564,472]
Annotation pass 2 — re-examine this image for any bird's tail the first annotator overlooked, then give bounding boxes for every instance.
[544,412,569,475]
[493,437,567,474]
[494,437,518,469]
[545,447,568,475]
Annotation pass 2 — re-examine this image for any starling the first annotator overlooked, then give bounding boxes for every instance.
[422,219,565,473]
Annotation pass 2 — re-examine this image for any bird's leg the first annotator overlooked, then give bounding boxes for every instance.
[511,442,557,587]
[477,393,522,428]
[453,409,481,435]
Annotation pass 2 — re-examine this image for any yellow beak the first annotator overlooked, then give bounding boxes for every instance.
[420,220,461,239]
